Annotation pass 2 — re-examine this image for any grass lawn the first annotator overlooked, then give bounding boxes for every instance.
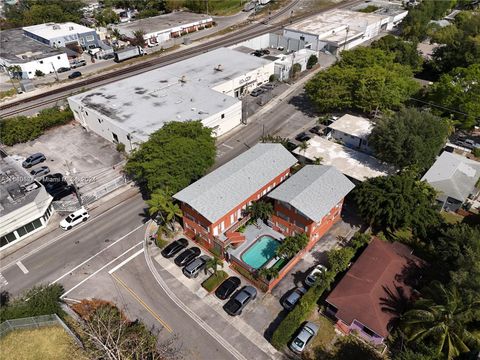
[0,325,88,360]
[202,270,229,292]
[208,0,244,15]
[441,211,464,224]
[308,314,336,352]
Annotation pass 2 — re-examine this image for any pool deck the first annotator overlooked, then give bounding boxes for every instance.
[227,220,284,268]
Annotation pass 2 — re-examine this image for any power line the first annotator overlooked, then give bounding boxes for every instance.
[409,97,480,120]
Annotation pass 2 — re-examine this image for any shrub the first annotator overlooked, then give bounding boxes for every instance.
[349,232,371,251]
[0,284,64,322]
[473,148,480,158]
[201,271,228,292]
[291,63,302,78]
[307,55,318,69]
[269,74,277,82]
[155,237,168,249]
[0,88,17,99]
[327,247,355,274]
[116,142,126,153]
[35,69,45,77]
[0,107,73,146]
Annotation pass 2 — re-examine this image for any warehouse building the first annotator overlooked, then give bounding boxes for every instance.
[68,47,274,151]
[0,28,70,79]
[0,155,54,250]
[112,12,213,47]
[283,9,394,54]
[23,22,102,50]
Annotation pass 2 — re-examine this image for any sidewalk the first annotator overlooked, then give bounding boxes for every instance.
[144,224,283,360]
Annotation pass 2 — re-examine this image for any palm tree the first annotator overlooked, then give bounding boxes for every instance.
[298,140,309,154]
[400,281,480,359]
[146,189,182,226]
[111,28,122,40]
[246,201,273,222]
[258,267,279,281]
[205,256,223,274]
[313,156,323,165]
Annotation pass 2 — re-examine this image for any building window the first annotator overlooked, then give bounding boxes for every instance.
[300,35,305,41]
[112,133,119,143]
[0,232,17,248]
[85,35,94,42]
[221,114,225,119]
[362,326,376,337]
[39,60,43,64]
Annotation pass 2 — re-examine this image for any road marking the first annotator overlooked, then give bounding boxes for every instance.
[51,224,145,285]
[61,241,142,298]
[221,143,233,149]
[16,261,29,274]
[0,273,8,286]
[0,193,142,272]
[108,249,144,274]
[110,272,173,333]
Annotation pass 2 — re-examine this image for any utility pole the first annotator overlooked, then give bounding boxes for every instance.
[64,160,82,206]
[343,25,350,52]
[51,62,59,81]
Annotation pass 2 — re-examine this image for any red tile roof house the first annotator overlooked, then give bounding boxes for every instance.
[325,238,424,348]
[267,165,355,250]
[173,143,298,259]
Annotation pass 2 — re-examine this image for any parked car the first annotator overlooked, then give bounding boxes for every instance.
[261,83,275,90]
[22,153,46,168]
[282,287,307,310]
[295,132,311,142]
[57,67,71,73]
[250,88,264,97]
[68,71,82,79]
[215,276,241,300]
[182,255,210,278]
[161,238,188,258]
[51,185,76,201]
[60,207,89,230]
[223,286,257,316]
[30,166,50,177]
[454,138,480,150]
[309,126,322,135]
[289,322,319,353]
[41,173,67,192]
[305,264,327,287]
[252,50,263,57]
[102,54,115,60]
[174,247,201,267]
[70,59,86,68]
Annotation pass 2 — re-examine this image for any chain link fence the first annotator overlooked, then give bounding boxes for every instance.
[0,314,83,348]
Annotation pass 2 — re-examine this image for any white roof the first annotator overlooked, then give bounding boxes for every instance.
[68,47,272,141]
[329,114,373,139]
[293,136,393,182]
[23,22,93,39]
[174,144,297,224]
[285,9,389,42]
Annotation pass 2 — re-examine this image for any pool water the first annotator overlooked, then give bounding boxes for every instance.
[241,235,280,269]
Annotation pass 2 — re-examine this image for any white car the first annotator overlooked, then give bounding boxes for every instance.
[304,264,327,287]
[290,322,319,353]
[60,207,89,230]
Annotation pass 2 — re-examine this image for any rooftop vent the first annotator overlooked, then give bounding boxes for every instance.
[69,26,74,31]
[214,64,223,72]
[52,24,61,30]
[179,75,187,83]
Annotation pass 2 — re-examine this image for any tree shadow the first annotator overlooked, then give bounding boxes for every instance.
[138,207,152,224]
[287,92,318,118]
[263,309,288,342]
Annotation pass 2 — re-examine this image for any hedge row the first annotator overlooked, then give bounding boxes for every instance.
[270,232,370,350]
[0,107,73,146]
[202,271,228,292]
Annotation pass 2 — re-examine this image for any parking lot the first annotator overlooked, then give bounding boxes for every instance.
[7,121,125,200]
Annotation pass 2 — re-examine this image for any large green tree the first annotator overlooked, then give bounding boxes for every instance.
[305,48,419,114]
[246,201,273,222]
[400,281,480,360]
[428,64,480,129]
[368,108,450,170]
[371,35,423,73]
[430,224,480,295]
[125,121,216,195]
[353,173,441,237]
[276,233,309,259]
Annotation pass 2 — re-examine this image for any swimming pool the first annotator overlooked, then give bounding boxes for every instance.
[241,235,280,269]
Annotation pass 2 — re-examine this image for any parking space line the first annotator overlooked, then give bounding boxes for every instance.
[16,261,29,274]
[108,249,144,274]
[110,272,173,333]
[221,143,233,149]
[61,241,142,298]
[0,273,8,286]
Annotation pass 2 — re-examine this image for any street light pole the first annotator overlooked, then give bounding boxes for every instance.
[51,62,59,81]
[64,160,82,206]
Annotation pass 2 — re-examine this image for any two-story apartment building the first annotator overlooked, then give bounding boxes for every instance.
[173,143,297,257]
[267,165,355,249]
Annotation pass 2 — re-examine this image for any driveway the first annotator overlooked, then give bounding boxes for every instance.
[7,121,125,198]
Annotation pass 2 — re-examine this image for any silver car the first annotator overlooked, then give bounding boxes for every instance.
[289,322,319,353]
[30,166,50,177]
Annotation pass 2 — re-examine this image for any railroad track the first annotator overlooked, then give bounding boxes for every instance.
[0,0,359,118]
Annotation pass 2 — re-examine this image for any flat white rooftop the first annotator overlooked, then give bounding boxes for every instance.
[23,22,93,39]
[69,47,271,141]
[294,136,393,182]
[329,114,373,139]
[285,9,389,39]
[113,11,212,37]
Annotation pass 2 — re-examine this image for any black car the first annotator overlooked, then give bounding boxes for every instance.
[103,54,115,60]
[57,67,71,73]
[161,238,188,258]
[295,132,311,142]
[68,71,82,79]
[51,185,76,201]
[174,247,201,267]
[215,276,241,300]
[223,286,257,316]
[41,173,64,185]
